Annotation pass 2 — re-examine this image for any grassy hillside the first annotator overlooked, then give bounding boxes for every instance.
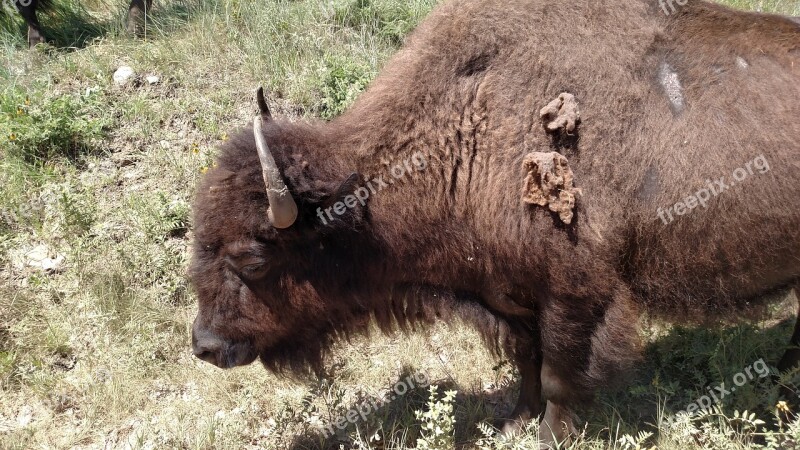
[1,0,799,448]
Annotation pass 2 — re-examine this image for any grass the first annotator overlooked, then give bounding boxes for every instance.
[1,0,799,448]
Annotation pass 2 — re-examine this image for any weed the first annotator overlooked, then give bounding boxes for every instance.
[0,84,110,163]
[318,56,374,119]
[415,386,457,450]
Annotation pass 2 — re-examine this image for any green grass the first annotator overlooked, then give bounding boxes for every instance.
[1,0,799,448]
[720,0,799,13]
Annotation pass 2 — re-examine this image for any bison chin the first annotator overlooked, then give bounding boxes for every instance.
[257,333,339,380]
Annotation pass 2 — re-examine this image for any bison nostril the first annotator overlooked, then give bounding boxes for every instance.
[194,349,216,363]
[192,323,226,366]
[191,325,257,368]
[193,340,222,366]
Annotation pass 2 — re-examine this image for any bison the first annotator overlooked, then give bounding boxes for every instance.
[6,0,152,46]
[189,0,800,446]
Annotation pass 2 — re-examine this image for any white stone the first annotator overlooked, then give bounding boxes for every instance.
[146,75,160,85]
[17,406,32,427]
[113,66,135,85]
[24,244,66,273]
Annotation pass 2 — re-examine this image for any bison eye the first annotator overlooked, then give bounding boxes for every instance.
[225,253,268,280]
[238,263,267,280]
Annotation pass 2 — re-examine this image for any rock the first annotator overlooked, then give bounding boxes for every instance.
[146,75,160,85]
[17,406,33,428]
[24,244,66,273]
[113,66,135,86]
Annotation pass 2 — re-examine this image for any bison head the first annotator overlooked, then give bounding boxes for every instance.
[189,90,374,375]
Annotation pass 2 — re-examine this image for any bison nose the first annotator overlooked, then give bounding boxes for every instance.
[191,320,258,369]
[192,327,225,367]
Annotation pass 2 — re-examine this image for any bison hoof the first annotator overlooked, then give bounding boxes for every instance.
[499,420,557,450]
[27,30,46,47]
[498,419,560,450]
[499,418,525,437]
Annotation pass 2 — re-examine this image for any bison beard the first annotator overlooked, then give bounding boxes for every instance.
[189,0,800,446]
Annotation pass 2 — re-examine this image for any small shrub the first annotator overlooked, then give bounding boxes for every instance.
[0,350,16,385]
[475,421,543,450]
[415,385,456,450]
[57,186,96,236]
[128,191,190,242]
[0,85,110,164]
[617,431,655,450]
[318,57,373,120]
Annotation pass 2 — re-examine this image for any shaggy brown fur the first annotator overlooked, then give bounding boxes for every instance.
[190,0,799,444]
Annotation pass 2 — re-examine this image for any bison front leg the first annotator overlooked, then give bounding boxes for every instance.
[775,284,800,415]
[500,353,578,449]
[500,353,544,435]
[538,360,579,448]
[536,286,642,447]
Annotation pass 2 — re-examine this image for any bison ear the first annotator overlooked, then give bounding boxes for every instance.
[331,172,362,197]
[314,173,366,229]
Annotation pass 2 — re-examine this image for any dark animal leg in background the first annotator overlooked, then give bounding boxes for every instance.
[500,348,544,435]
[127,0,153,35]
[778,284,800,372]
[17,0,46,47]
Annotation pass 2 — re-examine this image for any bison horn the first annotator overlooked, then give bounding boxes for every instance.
[253,116,298,229]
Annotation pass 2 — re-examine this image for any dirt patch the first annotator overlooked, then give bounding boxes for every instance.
[522,152,581,224]
[540,92,580,134]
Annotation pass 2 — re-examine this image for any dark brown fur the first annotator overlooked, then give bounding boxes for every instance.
[190,0,800,442]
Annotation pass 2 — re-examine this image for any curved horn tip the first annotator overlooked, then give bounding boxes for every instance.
[256,87,271,119]
[268,203,298,229]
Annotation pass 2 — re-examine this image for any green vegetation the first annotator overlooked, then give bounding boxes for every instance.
[1,84,110,162]
[1,0,799,448]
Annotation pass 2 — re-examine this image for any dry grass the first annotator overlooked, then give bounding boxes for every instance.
[1,0,800,448]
